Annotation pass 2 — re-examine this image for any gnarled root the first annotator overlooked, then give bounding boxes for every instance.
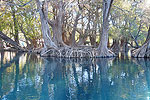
[40,47,116,58]
[132,41,150,58]
[96,48,116,58]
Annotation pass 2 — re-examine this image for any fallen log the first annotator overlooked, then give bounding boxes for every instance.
[0,31,25,51]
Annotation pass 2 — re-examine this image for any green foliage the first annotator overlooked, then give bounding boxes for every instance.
[109,0,150,45]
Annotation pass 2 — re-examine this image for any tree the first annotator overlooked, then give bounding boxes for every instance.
[97,0,115,57]
[1,0,150,58]
[36,0,59,56]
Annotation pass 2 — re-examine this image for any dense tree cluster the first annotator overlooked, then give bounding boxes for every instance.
[0,0,150,57]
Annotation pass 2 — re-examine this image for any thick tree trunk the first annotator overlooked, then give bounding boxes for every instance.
[52,22,66,47]
[97,0,115,57]
[90,35,96,47]
[98,25,114,57]
[47,1,67,47]
[56,1,65,46]
[132,26,150,58]
[36,0,57,51]
[41,14,57,49]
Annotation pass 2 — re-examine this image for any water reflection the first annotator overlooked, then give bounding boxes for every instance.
[0,52,150,100]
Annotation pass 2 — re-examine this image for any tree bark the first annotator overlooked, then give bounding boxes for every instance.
[120,38,129,53]
[90,34,96,47]
[111,39,120,55]
[0,38,3,50]
[36,0,57,50]
[47,1,66,47]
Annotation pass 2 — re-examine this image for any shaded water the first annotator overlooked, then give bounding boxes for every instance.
[0,52,150,100]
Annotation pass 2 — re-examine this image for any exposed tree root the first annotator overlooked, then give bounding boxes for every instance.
[96,48,116,58]
[40,47,116,58]
[132,41,150,58]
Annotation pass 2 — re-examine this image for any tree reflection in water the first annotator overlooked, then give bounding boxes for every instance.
[0,52,150,100]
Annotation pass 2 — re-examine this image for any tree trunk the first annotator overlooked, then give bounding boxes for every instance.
[71,12,80,47]
[54,1,65,46]
[90,21,97,47]
[97,0,115,57]
[120,38,129,53]
[36,0,57,51]
[0,38,3,50]
[47,1,67,47]
[57,1,65,46]
[98,24,113,57]
[111,39,120,55]
[52,21,66,47]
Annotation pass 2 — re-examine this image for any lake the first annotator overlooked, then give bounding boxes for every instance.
[0,52,150,100]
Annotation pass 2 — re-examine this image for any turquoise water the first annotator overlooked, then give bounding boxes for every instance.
[0,52,150,100]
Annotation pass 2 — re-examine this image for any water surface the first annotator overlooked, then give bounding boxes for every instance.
[0,52,150,100]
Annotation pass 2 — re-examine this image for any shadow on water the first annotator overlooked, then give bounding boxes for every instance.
[0,52,150,100]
